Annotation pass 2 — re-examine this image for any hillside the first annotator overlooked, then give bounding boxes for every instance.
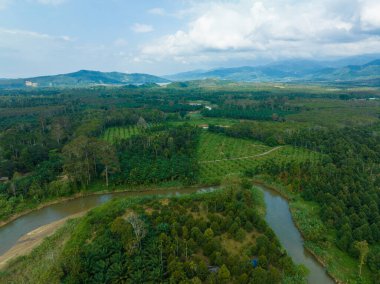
[166,59,380,84]
[0,70,170,89]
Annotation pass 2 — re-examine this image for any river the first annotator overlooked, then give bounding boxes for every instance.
[258,185,334,284]
[0,185,334,283]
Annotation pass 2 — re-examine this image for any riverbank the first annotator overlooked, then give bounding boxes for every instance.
[253,181,339,284]
[1,181,337,284]
[0,185,214,271]
[1,179,371,283]
[0,211,86,270]
[253,178,372,284]
[0,218,81,283]
[0,183,213,229]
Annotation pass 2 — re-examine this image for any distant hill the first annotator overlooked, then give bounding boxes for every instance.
[165,59,380,84]
[0,70,170,89]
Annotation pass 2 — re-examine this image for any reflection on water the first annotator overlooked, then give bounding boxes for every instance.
[257,185,334,284]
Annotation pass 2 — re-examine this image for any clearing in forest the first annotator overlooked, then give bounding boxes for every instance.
[198,132,320,184]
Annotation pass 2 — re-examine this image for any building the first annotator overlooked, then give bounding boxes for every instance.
[25,81,38,87]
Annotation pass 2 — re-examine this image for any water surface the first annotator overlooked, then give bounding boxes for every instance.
[257,185,334,284]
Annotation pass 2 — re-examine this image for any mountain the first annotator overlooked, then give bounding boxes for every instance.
[165,59,380,84]
[310,59,380,82]
[165,60,328,82]
[0,70,170,89]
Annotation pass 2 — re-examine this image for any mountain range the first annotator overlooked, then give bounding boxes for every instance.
[0,70,170,89]
[0,56,379,89]
[165,59,380,84]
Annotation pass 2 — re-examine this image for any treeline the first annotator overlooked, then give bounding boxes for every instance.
[202,107,294,121]
[202,97,303,121]
[0,105,198,220]
[208,122,287,146]
[56,183,306,283]
[116,125,200,185]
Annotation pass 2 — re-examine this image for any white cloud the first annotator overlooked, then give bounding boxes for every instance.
[36,0,66,5]
[141,0,380,63]
[131,23,154,33]
[0,27,72,41]
[0,28,77,77]
[360,0,380,30]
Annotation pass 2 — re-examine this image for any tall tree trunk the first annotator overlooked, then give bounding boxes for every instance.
[105,166,109,187]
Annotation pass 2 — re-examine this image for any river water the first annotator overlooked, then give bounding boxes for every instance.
[0,185,334,283]
[258,185,334,284]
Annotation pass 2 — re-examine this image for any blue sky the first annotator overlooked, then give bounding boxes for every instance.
[0,0,380,77]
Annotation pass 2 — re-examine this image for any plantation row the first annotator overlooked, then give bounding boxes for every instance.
[102,124,159,142]
[198,132,323,184]
[102,129,322,185]
[198,132,270,161]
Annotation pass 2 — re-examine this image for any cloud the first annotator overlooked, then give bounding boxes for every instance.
[0,28,77,77]
[140,0,380,63]
[0,27,136,77]
[148,7,166,16]
[0,27,72,41]
[360,0,380,30]
[0,0,67,10]
[131,23,154,33]
[36,0,66,5]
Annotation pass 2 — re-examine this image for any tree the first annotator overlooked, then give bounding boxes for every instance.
[51,121,65,145]
[124,211,147,249]
[95,140,119,187]
[355,240,369,276]
[62,136,119,187]
[204,228,214,240]
[217,264,231,283]
[62,136,92,185]
[137,116,148,129]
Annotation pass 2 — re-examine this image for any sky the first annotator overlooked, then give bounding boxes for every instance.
[0,0,380,78]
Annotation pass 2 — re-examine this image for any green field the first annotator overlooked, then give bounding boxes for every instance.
[102,123,164,143]
[102,126,141,142]
[198,131,320,184]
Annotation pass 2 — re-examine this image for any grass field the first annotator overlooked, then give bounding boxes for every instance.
[198,131,320,184]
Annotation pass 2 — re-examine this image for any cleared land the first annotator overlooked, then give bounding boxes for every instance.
[198,132,320,184]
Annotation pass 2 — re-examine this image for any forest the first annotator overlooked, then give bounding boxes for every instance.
[0,81,380,283]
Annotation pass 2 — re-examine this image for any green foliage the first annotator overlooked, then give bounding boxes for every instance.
[197,131,319,184]
[116,124,200,185]
[21,185,305,283]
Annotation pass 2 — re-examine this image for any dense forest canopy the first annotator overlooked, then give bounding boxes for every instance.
[0,82,380,283]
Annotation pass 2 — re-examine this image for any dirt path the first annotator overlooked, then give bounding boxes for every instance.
[0,211,85,270]
[200,146,283,163]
